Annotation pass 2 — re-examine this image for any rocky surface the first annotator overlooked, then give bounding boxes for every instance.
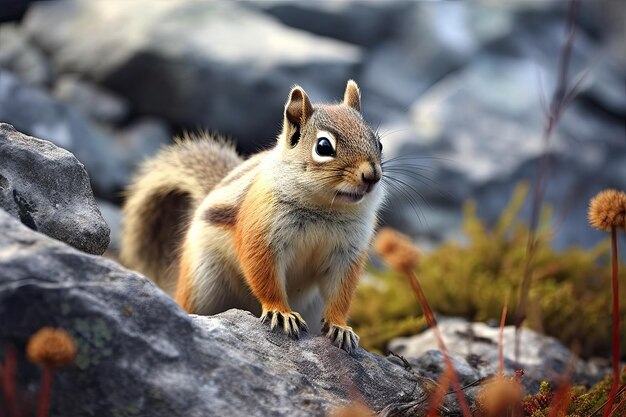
[389,317,608,393]
[0,209,429,417]
[0,123,109,255]
[0,0,623,248]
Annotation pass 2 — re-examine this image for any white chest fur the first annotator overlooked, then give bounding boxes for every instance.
[268,201,376,299]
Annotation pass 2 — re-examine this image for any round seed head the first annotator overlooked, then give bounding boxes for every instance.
[476,376,524,417]
[373,227,421,272]
[27,327,77,368]
[588,189,626,232]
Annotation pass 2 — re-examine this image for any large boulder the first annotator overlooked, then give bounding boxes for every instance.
[0,123,109,255]
[0,209,431,417]
[23,0,362,153]
[0,71,127,198]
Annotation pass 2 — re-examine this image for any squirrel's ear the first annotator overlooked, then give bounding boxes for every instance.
[284,85,313,127]
[343,79,361,112]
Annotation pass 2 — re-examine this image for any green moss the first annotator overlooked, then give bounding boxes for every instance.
[521,369,626,416]
[352,183,626,358]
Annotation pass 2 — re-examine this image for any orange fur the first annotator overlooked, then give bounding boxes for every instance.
[323,254,366,327]
[175,245,195,312]
[235,181,289,313]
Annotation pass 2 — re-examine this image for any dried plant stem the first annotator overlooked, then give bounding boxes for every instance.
[37,367,53,417]
[515,0,580,361]
[607,395,626,417]
[602,226,621,417]
[405,270,472,417]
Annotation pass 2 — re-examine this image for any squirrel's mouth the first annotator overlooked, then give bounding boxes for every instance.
[335,190,366,204]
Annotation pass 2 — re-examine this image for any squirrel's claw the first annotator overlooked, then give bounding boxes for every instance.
[261,310,308,339]
[322,321,360,353]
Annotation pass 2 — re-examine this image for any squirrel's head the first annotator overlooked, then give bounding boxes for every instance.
[277,80,383,209]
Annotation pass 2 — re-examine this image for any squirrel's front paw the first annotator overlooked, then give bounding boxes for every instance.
[261,310,308,338]
[322,321,360,353]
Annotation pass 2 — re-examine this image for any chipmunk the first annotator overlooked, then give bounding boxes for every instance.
[121,80,384,352]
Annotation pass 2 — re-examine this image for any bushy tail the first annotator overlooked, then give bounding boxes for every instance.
[120,132,243,295]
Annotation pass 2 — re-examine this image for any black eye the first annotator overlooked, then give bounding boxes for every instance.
[378,141,383,152]
[316,137,335,157]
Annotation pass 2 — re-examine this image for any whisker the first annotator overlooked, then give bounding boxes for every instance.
[382,154,452,165]
[385,175,433,213]
[377,127,411,139]
[330,190,338,208]
[382,168,454,201]
[383,164,438,174]
[382,178,427,227]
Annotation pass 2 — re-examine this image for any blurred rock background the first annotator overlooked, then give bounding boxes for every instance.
[1,0,624,255]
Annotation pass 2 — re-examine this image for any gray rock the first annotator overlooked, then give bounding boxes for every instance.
[0,23,52,86]
[111,118,171,176]
[247,0,410,47]
[497,11,626,118]
[0,123,109,255]
[0,209,428,417]
[361,2,514,110]
[23,0,362,153]
[53,74,130,125]
[0,70,127,198]
[381,54,626,249]
[389,317,607,392]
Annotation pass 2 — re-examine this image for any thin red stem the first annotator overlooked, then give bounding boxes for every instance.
[407,270,472,417]
[548,381,573,417]
[37,367,53,417]
[602,227,621,417]
[498,302,508,377]
[426,369,451,417]
[1,349,19,417]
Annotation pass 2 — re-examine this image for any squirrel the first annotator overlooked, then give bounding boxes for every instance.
[120,80,384,352]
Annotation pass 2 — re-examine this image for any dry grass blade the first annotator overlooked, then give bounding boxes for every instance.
[515,0,581,362]
[515,0,579,361]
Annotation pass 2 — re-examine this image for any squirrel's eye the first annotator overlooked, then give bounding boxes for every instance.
[378,141,383,152]
[316,137,336,157]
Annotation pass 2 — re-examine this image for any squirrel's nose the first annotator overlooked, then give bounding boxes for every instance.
[361,171,381,185]
[361,163,381,192]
